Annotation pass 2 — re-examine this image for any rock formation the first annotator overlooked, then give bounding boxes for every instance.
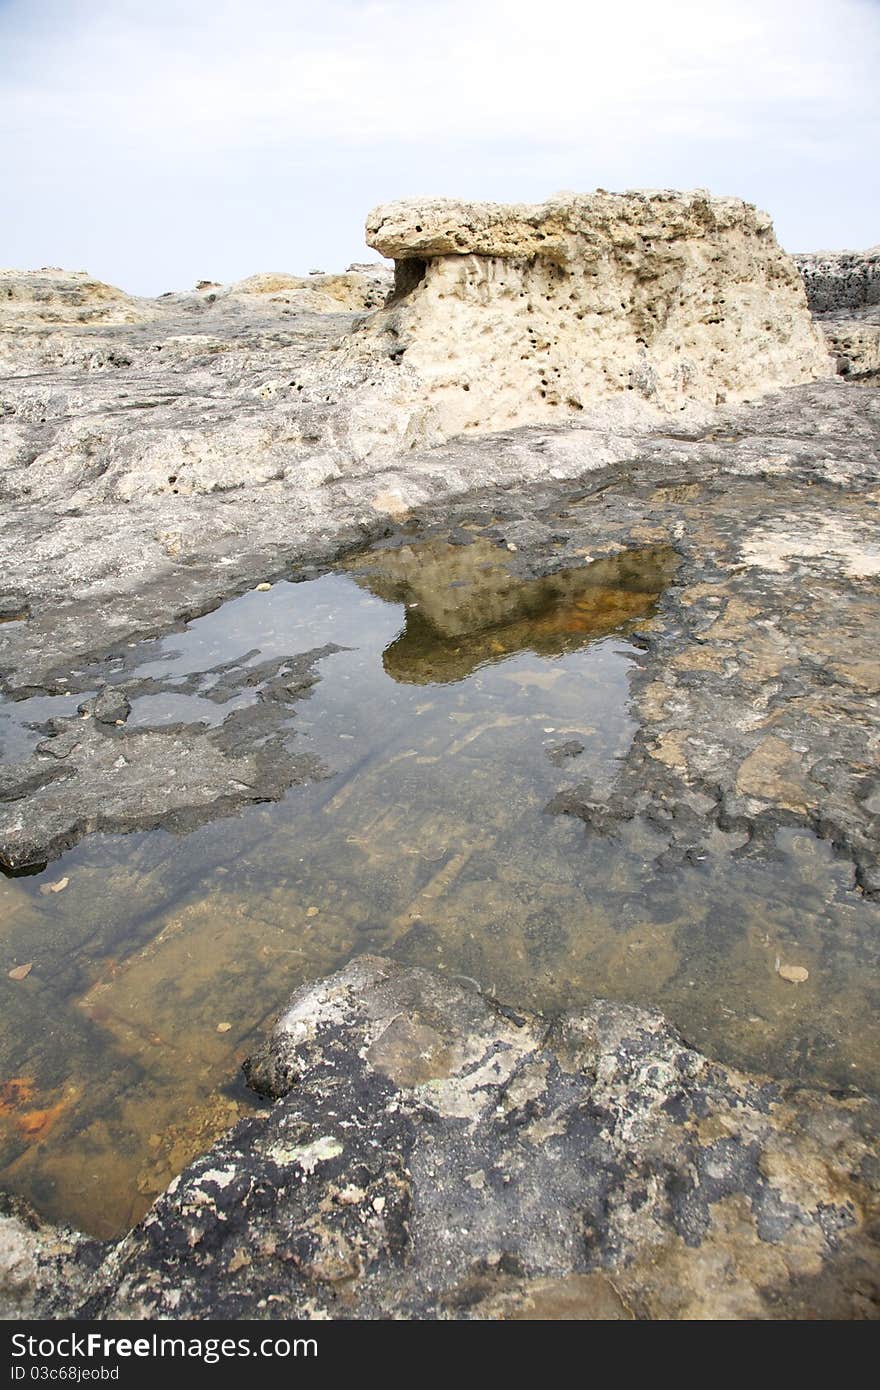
[0,269,158,327]
[795,247,880,314]
[4,957,878,1319]
[795,247,880,384]
[361,190,832,435]
[0,193,836,518]
[0,198,878,1323]
[220,266,392,314]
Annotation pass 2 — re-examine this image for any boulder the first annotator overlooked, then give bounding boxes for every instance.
[362,190,832,435]
[6,957,877,1319]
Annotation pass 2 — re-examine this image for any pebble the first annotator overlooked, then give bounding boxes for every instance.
[39,876,69,895]
[216,1022,232,1033]
[255,582,272,592]
[778,963,809,984]
[8,962,33,980]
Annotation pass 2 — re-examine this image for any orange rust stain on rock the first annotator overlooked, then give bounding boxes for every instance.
[14,1101,68,1141]
[0,1077,36,1110]
[0,1076,70,1142]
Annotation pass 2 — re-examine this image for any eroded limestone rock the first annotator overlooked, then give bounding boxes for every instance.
[795,247,880,384]
[362,191,832,435]
[0,269,158,327]
[0,195,834,514]
[795,247,880,315]
[222,266,392,314]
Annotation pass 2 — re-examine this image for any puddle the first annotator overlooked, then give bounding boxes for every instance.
[0,691,93,764]
[1,532,879,1239]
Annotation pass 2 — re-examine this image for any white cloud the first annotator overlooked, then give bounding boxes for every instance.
[1,0,877,291]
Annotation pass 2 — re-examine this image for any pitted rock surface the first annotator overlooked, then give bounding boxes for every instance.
[362,191,831,437]
[795,247,880,384]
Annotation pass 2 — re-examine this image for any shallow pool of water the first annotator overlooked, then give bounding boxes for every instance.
[1,533,878,1238]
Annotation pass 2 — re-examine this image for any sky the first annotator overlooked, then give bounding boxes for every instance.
[1,0,878,295]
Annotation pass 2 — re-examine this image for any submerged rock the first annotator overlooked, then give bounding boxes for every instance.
[0,645,338,871]
[3,956,877,1319]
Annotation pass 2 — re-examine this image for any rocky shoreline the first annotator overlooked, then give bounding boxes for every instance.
[1,198,879,1318]
[4,956,878,1319]
[3,378,878,896]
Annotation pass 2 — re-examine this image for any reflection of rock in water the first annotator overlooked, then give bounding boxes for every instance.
[347,539,679,684]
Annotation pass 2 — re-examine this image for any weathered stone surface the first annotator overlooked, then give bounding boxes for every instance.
[0,1194,100,1320]
[0,259,440,511]
[818,312,880,386]
[1,367,878,889]
[796,248,880,384]
[86,685,131,725]
[0,212,877,1323]
[222,266,392,314]
[0,269,159,327]
[3,957,877,1319]
[363,191,831,435]
[369,190,771,262]
[796,247,880,315]
[0,646,337,870]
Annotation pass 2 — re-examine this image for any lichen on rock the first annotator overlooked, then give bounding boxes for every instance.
[4,957,878,1319]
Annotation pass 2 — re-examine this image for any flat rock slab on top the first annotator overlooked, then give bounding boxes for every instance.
[366,188,779,261]
[362,190,831,436]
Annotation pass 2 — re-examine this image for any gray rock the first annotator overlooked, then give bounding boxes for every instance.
[795,249,880,382]
[795,247,880,315]
[35,731,81,759]
[0,593,28,623]
[3,957,877,1319]
[546,739,585,766]
[0,646,338,870]
[90,685,131,724]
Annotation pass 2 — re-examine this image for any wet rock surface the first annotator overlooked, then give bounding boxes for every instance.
[4,956,878,1320]
[1,227,878,1313]
[2,373,878,893]
[354,389,880,904]
[0,645,337,869]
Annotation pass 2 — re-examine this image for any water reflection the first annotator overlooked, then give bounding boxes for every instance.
[344,540,678,684]
[0,531,877,1239]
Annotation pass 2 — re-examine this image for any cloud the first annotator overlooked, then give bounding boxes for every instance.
[1,0,878,291]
